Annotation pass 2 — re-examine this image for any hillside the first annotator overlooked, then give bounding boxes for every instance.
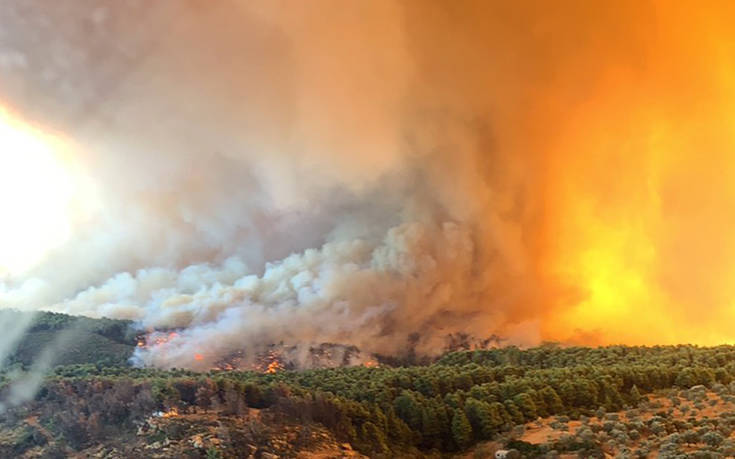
[3,313,735,456]
[0,310,136,369]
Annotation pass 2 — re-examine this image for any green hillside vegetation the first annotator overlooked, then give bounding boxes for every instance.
[4,312,735,456]
[0,310,136,369]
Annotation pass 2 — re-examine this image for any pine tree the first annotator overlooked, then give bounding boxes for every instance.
[464,398,497,439]
[504,400,524,425]
[385,406,414,446]
[358,421,389,454]
[629,385,642,404]
[540,387,564,413]
[421,405,442,439]
[513,393,538,421]
[451,410,473,449]
[394,391,423,430]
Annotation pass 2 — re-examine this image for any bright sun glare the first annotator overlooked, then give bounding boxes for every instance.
[0,107,75,276]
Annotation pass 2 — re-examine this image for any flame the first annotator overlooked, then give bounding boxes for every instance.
[157,408,179,418]
[137,331,183,351]
[193,353,204,361]
[538,4,735,346]
[265,360,283,374]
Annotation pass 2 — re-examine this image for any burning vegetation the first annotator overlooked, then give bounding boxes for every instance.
[154,407,179,419]
[133,327,506,372]
[136,330,375,372]
[210,343,367,373]
[136,331,179,349]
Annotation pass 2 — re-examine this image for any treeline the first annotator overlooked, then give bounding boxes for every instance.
[439,344,735,370]
[8,345,735,456]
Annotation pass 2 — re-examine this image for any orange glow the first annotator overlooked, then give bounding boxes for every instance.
[139,331,182,349]
[265,360,283,374]
[193,353,204,361]
[158,408,179,418]
[537,3,735,346]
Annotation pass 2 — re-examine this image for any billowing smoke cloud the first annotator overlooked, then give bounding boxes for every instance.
[3,1,735,368]
[65,221,490,367]
[0,0,545,368]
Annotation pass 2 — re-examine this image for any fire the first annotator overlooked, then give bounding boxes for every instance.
[193,353,204,361]
[156,408,179,418]
[152,332,179,346]
[136,331,183,351]
[537,4,735,346]
[265,360,283,374]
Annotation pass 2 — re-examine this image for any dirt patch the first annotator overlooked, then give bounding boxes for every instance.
[465,389,735,457]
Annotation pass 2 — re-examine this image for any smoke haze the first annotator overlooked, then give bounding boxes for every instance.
[2,1,735,368]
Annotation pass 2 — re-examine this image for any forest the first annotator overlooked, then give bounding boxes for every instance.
[2,312,735,457]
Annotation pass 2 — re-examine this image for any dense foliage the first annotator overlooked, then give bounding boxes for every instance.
[5,313,735,456]
[6,343,735,456]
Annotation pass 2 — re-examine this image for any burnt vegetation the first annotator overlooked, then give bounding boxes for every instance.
[4,313,735,456]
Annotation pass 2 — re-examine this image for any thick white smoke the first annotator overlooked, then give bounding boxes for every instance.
[53,221,501,369]
[0,0,547,369]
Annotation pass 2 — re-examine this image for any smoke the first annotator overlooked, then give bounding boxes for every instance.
[0,0,543,368]
[2,0,735,369]
[0,311,36,367]
[0,324,78,413]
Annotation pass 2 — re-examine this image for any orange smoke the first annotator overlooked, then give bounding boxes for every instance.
[537,2,735,345]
